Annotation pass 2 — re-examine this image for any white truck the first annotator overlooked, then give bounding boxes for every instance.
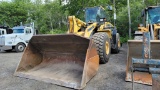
[0,23,36,52]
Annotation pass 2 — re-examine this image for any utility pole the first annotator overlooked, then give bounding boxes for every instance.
[113,0,116,26]
[128,0,131,39]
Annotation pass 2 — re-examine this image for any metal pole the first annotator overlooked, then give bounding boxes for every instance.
[131,63,134,90]
[128,0,131,39]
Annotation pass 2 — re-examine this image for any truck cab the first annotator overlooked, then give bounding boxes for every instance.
[0,24,35,52]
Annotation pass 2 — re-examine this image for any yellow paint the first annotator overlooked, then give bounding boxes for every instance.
[153,24,160,40]
[68,16,86,33]
[97,22,113,38]
[137,24,160,40]
[84,23,97,38]
[138,27,148,32]
[68,16,114,39]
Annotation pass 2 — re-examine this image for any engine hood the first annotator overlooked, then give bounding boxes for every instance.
[1,33,23,38]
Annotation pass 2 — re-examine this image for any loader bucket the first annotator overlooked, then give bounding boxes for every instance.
[14,34,99,89]
[126,40,160,85]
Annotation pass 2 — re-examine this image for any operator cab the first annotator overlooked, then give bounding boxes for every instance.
[144,6,160,25]
[85,7,107,23]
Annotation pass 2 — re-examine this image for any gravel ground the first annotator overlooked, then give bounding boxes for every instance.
[0,44,151,90]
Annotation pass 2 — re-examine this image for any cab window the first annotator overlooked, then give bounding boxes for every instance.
[2,31,4,35]
[25,28,31,34]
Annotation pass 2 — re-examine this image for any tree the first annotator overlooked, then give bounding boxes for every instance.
[0,0,158,37]
[0,1,30,27]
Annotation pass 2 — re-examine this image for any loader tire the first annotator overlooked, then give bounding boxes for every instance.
[92,32,111,64]
[112,33,121,53]
[15,43,25,52]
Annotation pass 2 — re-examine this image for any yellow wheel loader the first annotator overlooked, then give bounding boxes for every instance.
[126,6,160,85]
[14,6,121,89]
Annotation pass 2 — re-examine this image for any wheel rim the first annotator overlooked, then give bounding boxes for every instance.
[105,42,109,54]
[18,45,24,51]
[118,39,121,48]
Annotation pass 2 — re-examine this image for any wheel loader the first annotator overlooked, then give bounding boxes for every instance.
[14,6,121,89]
[126,6,160,85]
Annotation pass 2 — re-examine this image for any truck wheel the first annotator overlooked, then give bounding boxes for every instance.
[92,32,111,64]
[112,33,121,53]
[15,43,25,52]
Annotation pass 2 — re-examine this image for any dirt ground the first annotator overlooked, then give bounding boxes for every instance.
[0,44,151,90]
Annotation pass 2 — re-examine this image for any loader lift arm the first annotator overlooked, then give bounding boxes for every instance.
[68,16,98,37]
[68,16,86,34]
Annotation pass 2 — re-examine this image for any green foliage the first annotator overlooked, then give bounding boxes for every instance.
[0,0,159,36]
[64,0,112,20]
[120,36,129,43]
[116,1,144,37]
[0,1,29,27]
[46,29,67,34]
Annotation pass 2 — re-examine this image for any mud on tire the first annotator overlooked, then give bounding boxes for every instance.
[92,32,111,64]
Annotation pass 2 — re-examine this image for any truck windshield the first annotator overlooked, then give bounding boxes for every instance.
[13,29,24,33]
[148,7,160,24]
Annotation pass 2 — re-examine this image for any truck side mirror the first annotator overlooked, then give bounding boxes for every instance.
[35,29,38,35]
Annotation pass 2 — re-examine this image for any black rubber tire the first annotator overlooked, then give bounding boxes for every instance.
[15,43,25,52]
[112,33,120,53]
[92,32,111,64]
